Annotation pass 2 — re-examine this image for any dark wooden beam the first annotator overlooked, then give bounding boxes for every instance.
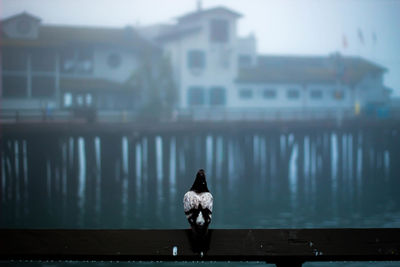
[2,119,400,137]
[1,229,400,266]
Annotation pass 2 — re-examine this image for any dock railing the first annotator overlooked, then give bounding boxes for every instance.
[1,228,400,266]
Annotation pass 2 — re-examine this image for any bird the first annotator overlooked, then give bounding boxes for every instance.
[183,169,213,236]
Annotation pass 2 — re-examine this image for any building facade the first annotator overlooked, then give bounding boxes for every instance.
[1,12,158,122]
[1,7,391,122]
[139,6,390,120]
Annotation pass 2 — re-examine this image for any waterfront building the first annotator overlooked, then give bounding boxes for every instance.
[1,7,391,122]
[139,6,390,120]
[1,12,158,121]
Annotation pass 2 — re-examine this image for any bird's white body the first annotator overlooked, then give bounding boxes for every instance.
[183,191,213,227]
[183,191,213,214]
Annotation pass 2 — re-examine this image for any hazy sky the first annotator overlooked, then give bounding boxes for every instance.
[2,0,400,96]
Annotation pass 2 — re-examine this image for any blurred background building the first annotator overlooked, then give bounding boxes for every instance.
[0,6,393,122]
[0,12,160,122]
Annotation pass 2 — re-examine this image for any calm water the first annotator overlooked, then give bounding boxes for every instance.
[1,127,400,266]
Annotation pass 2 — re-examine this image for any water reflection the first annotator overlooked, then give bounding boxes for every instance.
[1,129,400,229]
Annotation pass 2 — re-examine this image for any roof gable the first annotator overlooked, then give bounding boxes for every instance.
[2,12,41,24]
[2,12,41,40]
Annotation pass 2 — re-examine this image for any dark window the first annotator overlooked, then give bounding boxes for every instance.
[3,48,27,71]
[32,76,55,97]
[287,89,300,99]
[188,87,205,105]
[2,76,27,97]
[239,88,253,99]
[310,90,322,99]
[187,50,205,69]
[238,55,252,67]
[115,93,132,109]
[210,87,226,106]
[31,48,56,72]
[333,90,345,100]
[210,19,229,43]
[107,53,122,68]
[98,94,111,109]
[97,92,132,110]
[263,89,276,99]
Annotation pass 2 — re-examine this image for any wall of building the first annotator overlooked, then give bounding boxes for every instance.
[1,45,139,111]
[92,46,138,83]
[237,34,257,67]
[355,73,387,106]
[165,12,240,108]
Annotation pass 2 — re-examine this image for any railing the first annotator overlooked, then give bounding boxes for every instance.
[1,106,398,124]
[0,109,138,123]
[179,107,356,121]
[1,229,399,267]
[0,107,358,123]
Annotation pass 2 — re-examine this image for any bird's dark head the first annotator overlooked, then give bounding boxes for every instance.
[190,169,209,193]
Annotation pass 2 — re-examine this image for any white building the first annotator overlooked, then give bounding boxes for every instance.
[1,8,391,122]
[139,6,390,120]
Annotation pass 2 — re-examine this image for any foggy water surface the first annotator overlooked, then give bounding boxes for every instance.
[2,129,400,230]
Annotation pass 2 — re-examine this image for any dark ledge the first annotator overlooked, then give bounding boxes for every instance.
[1,228,400,266]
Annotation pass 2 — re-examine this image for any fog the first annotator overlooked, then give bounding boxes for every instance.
[3,0,400,96]
[1,1,400,267]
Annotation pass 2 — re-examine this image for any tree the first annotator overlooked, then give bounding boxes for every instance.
[128,53,177,121]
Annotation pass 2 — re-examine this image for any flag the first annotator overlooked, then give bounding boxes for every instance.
[342,34,348,49]
[357,28,364,45]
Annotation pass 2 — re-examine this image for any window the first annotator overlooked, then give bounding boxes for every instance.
[72,93,96,107]
[333,90,345,100]
[60,47,93,74]
[238,55,252,68]
[239,88,253,99]
[63,93,72,107]
[2,76,27,97]
[76,48,93,73]
[3,48,27,71]
[210,87,226,106]
[31,48,56,72]
[76,94,84,106]
[310,90,322,99]
[287,89,300,99]
[188,87,205,105]
[187,50,205,69]
[263,89,276,99]
[86,94,93,106]
[32,76,55,97]
[210,19,229,43]
[60,48,75,73]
